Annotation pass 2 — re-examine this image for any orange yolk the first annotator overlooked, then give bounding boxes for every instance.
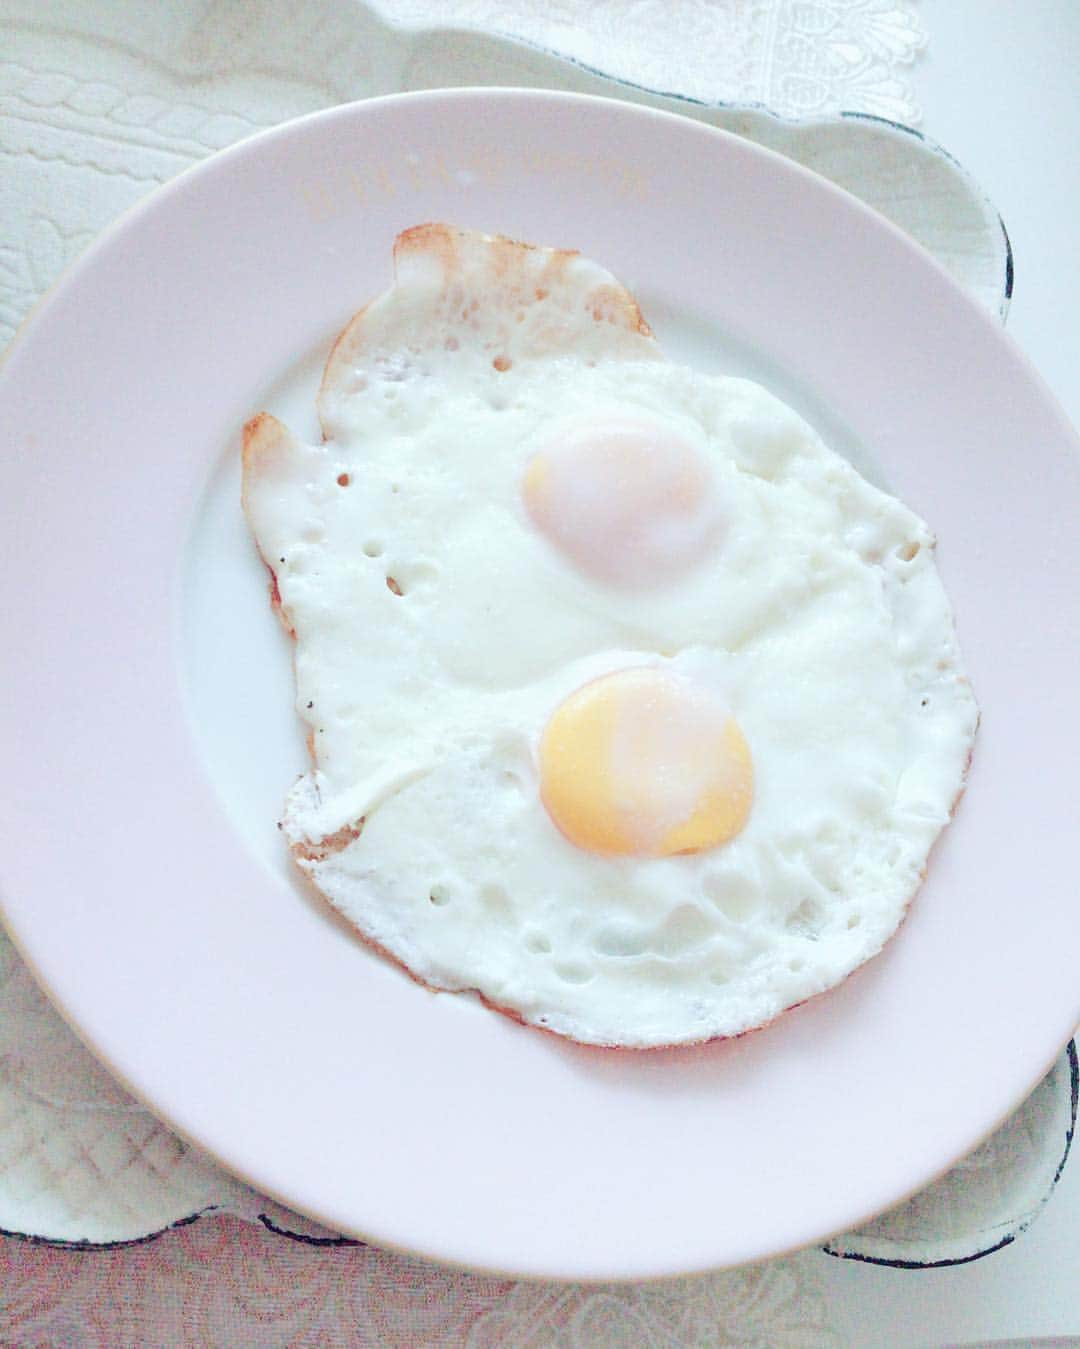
[522,416,723,588]
[539,668,753,857]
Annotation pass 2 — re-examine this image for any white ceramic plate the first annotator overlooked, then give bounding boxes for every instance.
[1,90,1078,1281]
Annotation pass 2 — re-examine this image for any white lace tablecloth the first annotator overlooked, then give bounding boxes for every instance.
[3,2,1079,1343]
[383,0,928,121]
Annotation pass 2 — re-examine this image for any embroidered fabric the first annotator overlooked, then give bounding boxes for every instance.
[378,0,928,122]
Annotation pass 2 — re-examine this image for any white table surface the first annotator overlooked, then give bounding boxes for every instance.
[919,1,1079,430]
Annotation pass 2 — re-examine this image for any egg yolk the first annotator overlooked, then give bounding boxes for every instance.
[522,416,723,587]
[539,668,753,857]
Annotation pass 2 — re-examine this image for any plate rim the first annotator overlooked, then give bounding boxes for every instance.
[1,86,1079,1280]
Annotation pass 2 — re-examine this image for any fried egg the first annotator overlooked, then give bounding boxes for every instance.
[242,224,977,1048]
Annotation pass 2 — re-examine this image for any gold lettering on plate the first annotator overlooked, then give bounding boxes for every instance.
[298,150,650,220]
[299,180,339,223]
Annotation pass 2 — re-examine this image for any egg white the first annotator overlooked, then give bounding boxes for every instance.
[244,229,977,1047]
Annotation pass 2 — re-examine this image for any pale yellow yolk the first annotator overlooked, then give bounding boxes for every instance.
[539,668,753,856]
[522,416,723,588]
